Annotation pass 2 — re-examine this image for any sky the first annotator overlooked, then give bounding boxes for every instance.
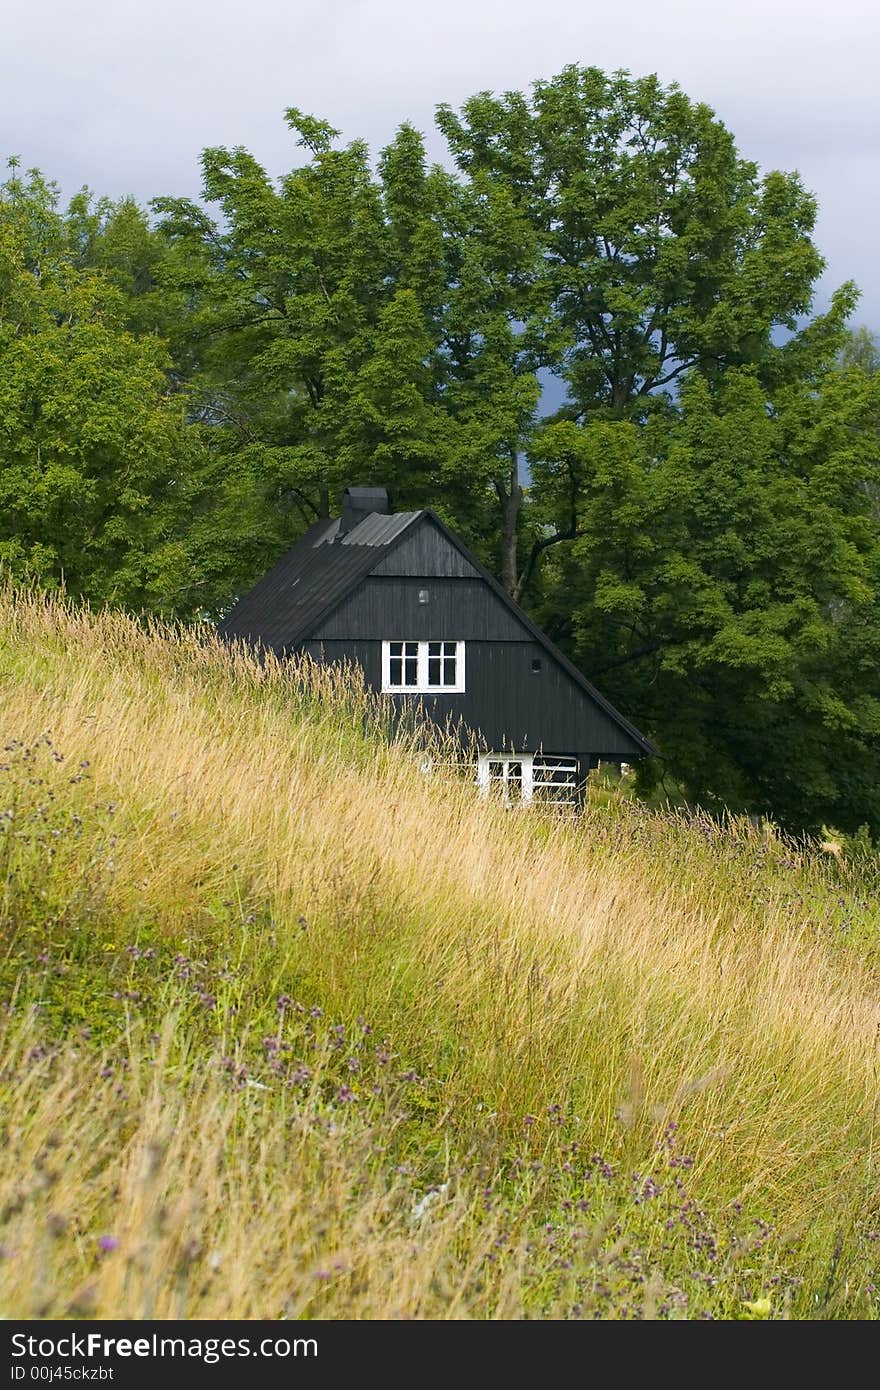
[3,0,879,329]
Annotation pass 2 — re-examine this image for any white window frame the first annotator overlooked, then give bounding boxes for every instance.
[476,753,534,804]
[381,640,466,694]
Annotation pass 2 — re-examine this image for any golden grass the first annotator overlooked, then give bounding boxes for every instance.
[2,587,880,1318]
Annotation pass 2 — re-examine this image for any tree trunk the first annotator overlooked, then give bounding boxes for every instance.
[318,486,330,519]
[499,448,522,597]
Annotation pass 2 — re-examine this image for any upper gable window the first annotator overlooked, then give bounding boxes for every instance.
[382,640,465,693]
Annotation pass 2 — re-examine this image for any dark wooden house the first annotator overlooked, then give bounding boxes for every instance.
[219,488,655,804]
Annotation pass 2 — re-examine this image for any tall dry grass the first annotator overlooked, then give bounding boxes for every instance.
[1,587,879,1318]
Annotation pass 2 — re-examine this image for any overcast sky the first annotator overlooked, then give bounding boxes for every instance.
[3,0,879,328]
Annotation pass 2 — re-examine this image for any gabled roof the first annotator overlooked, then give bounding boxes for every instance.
[217,511,422,653]
[218,507,657,756]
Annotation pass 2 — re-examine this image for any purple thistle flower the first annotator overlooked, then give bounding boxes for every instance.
[98,1236,119,1253]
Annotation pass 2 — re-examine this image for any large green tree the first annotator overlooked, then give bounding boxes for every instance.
[153,113,560,583]
[532,348,880,827]
[434,66,880,829]
[437,66,828,588]
[0,163,202,611]
[153,115,459,536]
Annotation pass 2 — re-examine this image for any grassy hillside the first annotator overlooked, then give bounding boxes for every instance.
[2,588,880,1320]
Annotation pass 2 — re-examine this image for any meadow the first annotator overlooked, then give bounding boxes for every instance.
[1,587,879,1319]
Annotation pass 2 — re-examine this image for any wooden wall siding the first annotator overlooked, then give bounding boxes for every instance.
[371,521,479,578]
[312,578,527,643]
[299,638,646,758]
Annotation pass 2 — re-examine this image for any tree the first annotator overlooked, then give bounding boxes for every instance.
[434,66,880,829]
[838,325,880,375]
[153,114,565,590]
[437,66,827,591]
[153,114,459,554]
[0,162,201,611]
[531,344,880,829]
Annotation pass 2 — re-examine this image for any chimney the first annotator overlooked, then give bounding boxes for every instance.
[337,486,390,537]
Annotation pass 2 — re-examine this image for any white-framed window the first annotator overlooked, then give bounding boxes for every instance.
[476,754,580,807]
[476,753,534,804]
[381,640,466,693]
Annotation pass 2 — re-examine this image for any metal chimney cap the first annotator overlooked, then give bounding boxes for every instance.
[338,486,391,536]
[342,487,390,511]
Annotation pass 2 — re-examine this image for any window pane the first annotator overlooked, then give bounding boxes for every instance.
[404,654,418,684]
[427,641,441,657]
[427,655,441,686]
[443,654,456,685]
[404,642,418,657]
[388,655,402,686]
[389,642,403,658]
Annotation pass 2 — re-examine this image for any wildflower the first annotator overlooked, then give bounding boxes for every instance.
[98,1236,119,1253]
[742,1296,772,1319]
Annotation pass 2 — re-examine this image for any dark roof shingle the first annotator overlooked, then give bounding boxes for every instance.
[217,512,422,651]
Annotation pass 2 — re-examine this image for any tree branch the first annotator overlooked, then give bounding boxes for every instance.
[513,524,581,604]
[588,640,663,677]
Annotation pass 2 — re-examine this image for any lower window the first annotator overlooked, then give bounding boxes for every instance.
[476,754,534,804]
[477,754,580,806]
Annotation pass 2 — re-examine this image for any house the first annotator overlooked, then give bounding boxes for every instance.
[218,487,655,804]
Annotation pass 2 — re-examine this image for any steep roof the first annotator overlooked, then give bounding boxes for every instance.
[218,507,656,756]
[217,511,422,652]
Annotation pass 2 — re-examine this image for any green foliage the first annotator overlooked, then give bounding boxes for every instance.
[153,121,457,531]
[438,66,824,418]
[533,355,880,828]
[0,164,204,611]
